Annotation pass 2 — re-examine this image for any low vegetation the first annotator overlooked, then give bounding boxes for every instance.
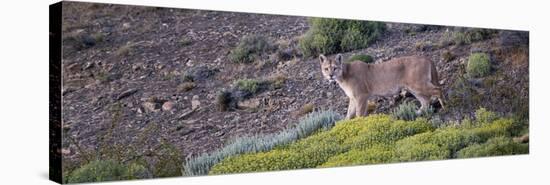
[66,160,149,183]
[216,90,232,111]
[116,42,138,57]
[62,31,105,53]
[229,35,273,63]
[209,108,527,174]
[467,53,491,78]
[457,136,528,158]
[391,101,433,121]
[439,28,497,47]
[177,82,195,92]
[441,50,455,62]
[179,36,193,46]
[183,110,341,176]
[269,74,287,89]
[235,79,262,94]
[453,28,498,46]
[299,18,386,57]
[414,41,433,51]
[294,103,315,117]
[63,104,183,183]
[347,54,374,63]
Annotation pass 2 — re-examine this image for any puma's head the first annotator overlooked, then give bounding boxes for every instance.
[319,54,344,83]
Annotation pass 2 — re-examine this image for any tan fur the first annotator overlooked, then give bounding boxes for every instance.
[319,54,445,119]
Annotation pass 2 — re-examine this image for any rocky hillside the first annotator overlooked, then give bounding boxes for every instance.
[60,2,529,179]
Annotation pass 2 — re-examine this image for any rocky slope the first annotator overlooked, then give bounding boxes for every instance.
[60,2,529,173]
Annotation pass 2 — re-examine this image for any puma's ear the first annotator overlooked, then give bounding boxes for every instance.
[319,54,327,64]
[335,54,343,66]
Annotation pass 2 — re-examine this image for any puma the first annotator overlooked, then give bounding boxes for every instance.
[319,54,444,119]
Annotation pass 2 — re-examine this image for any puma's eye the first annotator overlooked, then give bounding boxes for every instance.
[324,68,328,71]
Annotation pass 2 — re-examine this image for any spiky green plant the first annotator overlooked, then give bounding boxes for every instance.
[391,101,418,121]
[183,110,341,176]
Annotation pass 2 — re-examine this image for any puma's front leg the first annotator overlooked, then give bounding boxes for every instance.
[346,98,356,120]
[355,96,370,118]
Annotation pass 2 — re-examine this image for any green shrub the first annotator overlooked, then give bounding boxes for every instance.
[458,137,529,158]
[343,117,433,150]
[415,41,433,51]
[269,74,287,89]
[210,137,344,174]
[294,109,341,138]
[320,145,396,167]
[396,113,516,158]
[467,53,491,78]
[66,160,149,183]
[210,115,433,174]
[396,143,449,161]
[153,140,184,177]
[179,36,193,46]
[229,35,272,63]
[442,50,455,62]
[452,31,468,45]
[392,101,417,121]
[474,107,498,125]
[452,28,497,45]
[347,54,374,63]
[207,109,521,175]
[299,18,385,57]
[183,110,341,176]
[391,101,434,121]
[181,72,194,82]
[235,79,262,94]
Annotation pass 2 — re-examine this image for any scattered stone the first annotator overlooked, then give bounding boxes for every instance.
[439,78,447,85]
[62,122,72,132]
[178,109,196,120]
[117,89,138,100]
[180,128,195,136]
[238,98,261,109]
[132,63,144,71]
[191,95,200,110]
[61,148,71,155]
[186,59,194,67]
[162,101,176,111]
[142,102,160,113]
[214,130,225,137]
[82,61,94,70]
[122,22,131,29]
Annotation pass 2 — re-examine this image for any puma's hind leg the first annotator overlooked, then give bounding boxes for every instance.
[355,96,370,118]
